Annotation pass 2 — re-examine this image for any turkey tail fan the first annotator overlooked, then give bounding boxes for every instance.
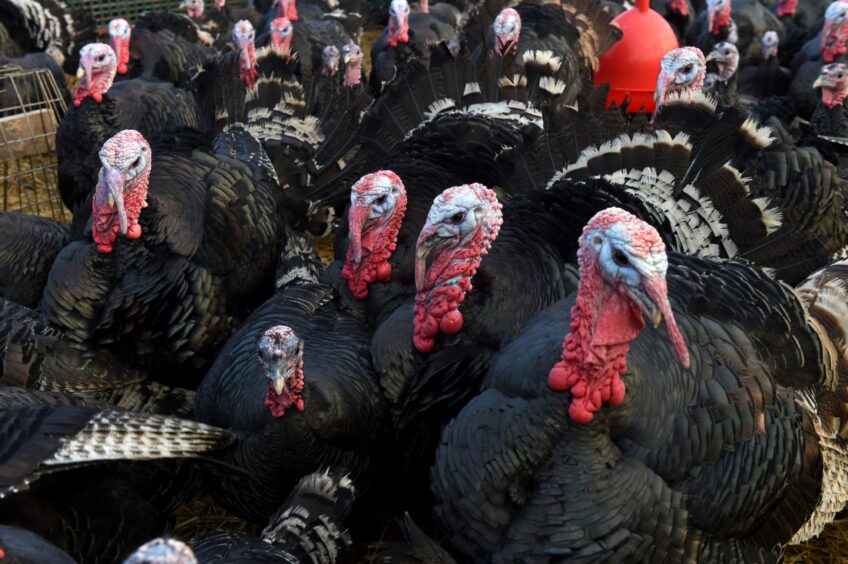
[651,90,720,139]
[255,45,301,83]
[548,130,776,260]
[739,118,848,284]
[519,50,572,110]
[261,468,355,560]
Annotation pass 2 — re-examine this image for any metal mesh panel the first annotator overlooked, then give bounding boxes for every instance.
[65,0,184,29]
[0,66,69,222]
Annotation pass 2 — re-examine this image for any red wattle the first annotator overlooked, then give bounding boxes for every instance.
[127,223,142,239]
[376,262,392,281]
[439,310,463,334]
[118,64,129,74]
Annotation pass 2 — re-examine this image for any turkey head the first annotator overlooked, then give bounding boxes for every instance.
[73,43,118,107]
[322,45,340,76]
[92,130,151,254]
[342,42,363,87]
[547,207,689,424]
[270,17,294,60]
[493,8,521,57]
[215,0,226,9]
[388,0,411,47]
[124,538,197,564]
[343,171,407,299]
[413,183,503,353]
[814,63,848,108]
[823,1,848,62]
[706,0,732,35]
[182,0,205,19]
[233,20,258,88]
[705,41,739,82]
[761,30,779,60]
[108,18,131,75]
[260,326,306,418]
[652,47,706,122]
[669,0,688,16]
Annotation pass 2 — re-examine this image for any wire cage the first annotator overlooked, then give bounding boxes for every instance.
[64,0,185,30]
[0,66,69,222]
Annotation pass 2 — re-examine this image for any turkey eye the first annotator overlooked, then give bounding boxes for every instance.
[612,249,629,267]
[839,73,844,78]
[374,195,387,205]
[450,212,465,224]
[97,55,104,62]
[682,64,693,73]
[132,157,141,168]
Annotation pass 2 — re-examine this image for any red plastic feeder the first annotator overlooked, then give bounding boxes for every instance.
[594,0,680,113]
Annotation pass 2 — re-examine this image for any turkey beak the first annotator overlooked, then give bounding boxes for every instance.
[347,204,369,265]
[705,50,721,63]
[637,275,691,369]
[707,8,715,32]
[79,58,93,89]
[415,224,440,292]
[651,71,673,123]
[813,75,832,89]
[105,169,129,234]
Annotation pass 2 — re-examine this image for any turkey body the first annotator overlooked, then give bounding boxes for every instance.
[56,78,206,214]
[432,254,831,562]
[118,28,215,85]
[195,284,386,523]
[42,129,284,386]
[0,213,69,308]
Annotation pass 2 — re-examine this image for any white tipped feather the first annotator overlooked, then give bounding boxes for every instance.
[539,76,566,95]
[752,197,783,234]
[521,50,563,73]
[740,117,775,148]
[661,90,718,113]
[424,97,458,120]
[463,82,482,96]
[497,74,527,88]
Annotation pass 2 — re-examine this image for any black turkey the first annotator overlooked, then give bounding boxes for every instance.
[685,0,785,66]
[57,42,206,215]
[195,236,387,523]
[432,208,848,562]
[0,213,69,308]
[44,127,286,386]
[106,17,215,85]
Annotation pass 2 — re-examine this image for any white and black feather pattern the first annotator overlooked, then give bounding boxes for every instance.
[43,411,231,465]
[0,0,75,56]
[276,225,325,289]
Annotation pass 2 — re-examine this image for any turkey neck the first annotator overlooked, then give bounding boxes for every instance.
[548,253,645,423]
[343,194,407,300]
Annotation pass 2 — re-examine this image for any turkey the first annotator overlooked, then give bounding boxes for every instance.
[685,0,784,66]
[705,41,740,105]
[432,207,848,562]
[0,525,75,563]
[369,0,460,93]
[811,62,848,168]
[194,235,387,523]
[124,469,355,563]
[56,42,206,216]
[42,126,286,386]
[738,30,791,98]
[789,0,848,118]
[463,0,621,108]
[106,17,215,84]
[182,0,262,46]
